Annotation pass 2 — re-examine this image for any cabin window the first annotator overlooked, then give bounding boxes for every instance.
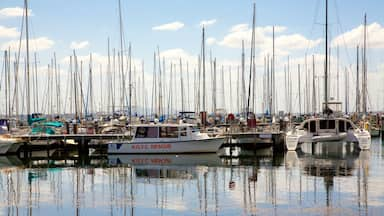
[310,121,316,133]
[160,127,179,138]
[338,120,346,132]
[328,120,335,129]
[135,127,147,138]
[303,122,308,130]
[319,120,327,129]
[180,127,187,136]
[147,127,159,138]
[136,127,158,138]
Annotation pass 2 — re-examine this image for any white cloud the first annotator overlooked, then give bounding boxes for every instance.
[152,21,184,31]
[230,24,249,32]
[332,22,384,48]
[1,37,54,51]
[70,40,89,50]
[0,7,33,18]
[199,19,217,27]
[60,53,143,72]
[0,25,19,38]
[160,48,196,63]
[206,37,216,46]
[276,34,322,50]
[218,24,321,54]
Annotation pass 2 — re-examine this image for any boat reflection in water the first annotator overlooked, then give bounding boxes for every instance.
[285,141,372,214]
[0,139,383,215]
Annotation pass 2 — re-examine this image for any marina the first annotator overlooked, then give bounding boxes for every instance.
[0,0,384,214]
[0,138,383,215]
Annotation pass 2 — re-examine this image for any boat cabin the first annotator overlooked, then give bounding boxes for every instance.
[299,118,357,134]
[133,124,199,140]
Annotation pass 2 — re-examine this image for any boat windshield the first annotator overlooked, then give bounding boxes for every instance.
[319,119,335,130]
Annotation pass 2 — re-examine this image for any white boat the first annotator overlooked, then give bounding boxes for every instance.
[285,118,371,151]
[108,123,225,154]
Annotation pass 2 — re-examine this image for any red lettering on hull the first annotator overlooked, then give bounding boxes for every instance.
[131,143,172,150]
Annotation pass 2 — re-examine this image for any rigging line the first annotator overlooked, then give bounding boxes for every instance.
[0,55,4,92]
[334,0,354,67]
[304,0,321,55]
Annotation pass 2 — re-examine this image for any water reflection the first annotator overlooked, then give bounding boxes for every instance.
[0,138,383,215]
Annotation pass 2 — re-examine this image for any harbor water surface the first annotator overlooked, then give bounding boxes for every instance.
[0,138,383,215]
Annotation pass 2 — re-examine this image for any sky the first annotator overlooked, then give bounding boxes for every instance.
[0,0,384,115]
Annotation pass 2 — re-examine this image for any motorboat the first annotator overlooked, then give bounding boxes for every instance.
[285,117,371,151]
[108,123,225,154]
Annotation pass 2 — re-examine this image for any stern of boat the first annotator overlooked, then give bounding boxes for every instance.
[354,130,371,150]
[285,133,301,151]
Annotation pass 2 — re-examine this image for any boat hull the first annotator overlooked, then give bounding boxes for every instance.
[108,138,224,154]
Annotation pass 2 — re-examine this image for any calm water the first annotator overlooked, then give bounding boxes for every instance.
[0,138,383,215]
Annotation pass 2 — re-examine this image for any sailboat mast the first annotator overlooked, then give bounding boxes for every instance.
[312,55,316,113]
[324,0,329,112]
[272,26,275,115]
[246,3,256,117]
[179,58,184,112]
[241,40,245,115]
[345,67,349,114]
[362,13,367,113]
[298,64,301,115]
[118,0,125,113]
[356,46,360,113]
[25,0,31,118]
[201,26,206,112]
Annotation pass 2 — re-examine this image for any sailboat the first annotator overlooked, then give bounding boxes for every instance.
[0,0,35,154]
[285,0,371,151]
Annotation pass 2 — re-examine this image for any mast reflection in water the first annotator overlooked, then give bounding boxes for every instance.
[0,138,383,215]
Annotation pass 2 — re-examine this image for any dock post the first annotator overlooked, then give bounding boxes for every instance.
[77,136,90,166]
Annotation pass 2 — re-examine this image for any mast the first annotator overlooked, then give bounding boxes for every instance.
[298,64,301,115]
[34,52,38,112]
[201,26,206,112]
[356,46,360,113]
[73,51,79,120]
[312,55,316,113]
[288,56,291,113]
[337,46,340,101]
[212,58,217,113]
[54,53,59,115]
[246,3,256,117]
[142,60,145,116]
[324,0,329,113]
[4,51,9,118]
[284,64,287,113]
[25,0,31,119]
[241,40,245,115]
[304,54,308,113]
[229,66,233,112]
[179,58,184,112]
[129,43,132,124]
[345,67,349,114]
[107,38,112,114]
[362,13,367,113]
[157,47,162,117]
[118,0,125,113]
[272,26,275,115]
